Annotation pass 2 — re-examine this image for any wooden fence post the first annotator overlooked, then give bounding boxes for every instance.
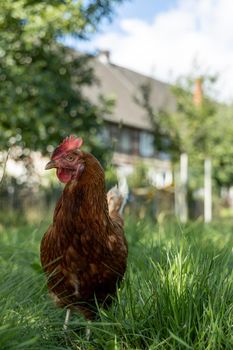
[204,158,212,223]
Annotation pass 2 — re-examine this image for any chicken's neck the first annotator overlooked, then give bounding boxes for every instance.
[55,178,111,233]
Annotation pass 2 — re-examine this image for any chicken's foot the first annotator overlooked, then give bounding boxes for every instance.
[63,308,71,331]
[85,321,91,341]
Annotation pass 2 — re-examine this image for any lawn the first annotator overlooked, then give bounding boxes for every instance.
[0,216,233,349]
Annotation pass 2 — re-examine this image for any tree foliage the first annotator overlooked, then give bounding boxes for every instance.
[139,74,233,189]
[0,0,123,161]
[171,76,217,157]
[171,75,233,188]
[210,106,233,187]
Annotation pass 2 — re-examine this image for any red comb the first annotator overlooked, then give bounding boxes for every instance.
[52,135,83,159]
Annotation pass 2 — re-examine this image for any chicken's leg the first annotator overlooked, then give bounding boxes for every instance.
[63,308,71,330]
[85,321,91,341]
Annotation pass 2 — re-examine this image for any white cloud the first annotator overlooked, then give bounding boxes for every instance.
[84,0,233,102]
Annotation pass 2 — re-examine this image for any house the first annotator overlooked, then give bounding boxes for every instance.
[85,51,177,189]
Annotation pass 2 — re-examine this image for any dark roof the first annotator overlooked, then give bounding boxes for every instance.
[84,57,176,131]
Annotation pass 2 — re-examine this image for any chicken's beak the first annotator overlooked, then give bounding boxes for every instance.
[45,160,57,170]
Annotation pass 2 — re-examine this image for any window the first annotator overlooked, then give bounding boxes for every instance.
[99,127,111,145]
[120,129,131,153]
[139,131,154,157]
[158,152,171,161]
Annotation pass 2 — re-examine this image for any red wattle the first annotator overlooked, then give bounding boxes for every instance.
[56,168,72,183]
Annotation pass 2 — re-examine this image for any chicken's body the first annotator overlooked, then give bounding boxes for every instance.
[40,136,127,321]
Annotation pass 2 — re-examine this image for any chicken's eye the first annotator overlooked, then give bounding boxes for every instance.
[66,155,75,162]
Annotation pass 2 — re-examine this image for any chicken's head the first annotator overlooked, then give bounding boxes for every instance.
[45,135,85,183]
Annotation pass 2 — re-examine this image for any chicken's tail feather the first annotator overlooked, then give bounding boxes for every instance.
[118,176,129,215]
[107,183,128,216]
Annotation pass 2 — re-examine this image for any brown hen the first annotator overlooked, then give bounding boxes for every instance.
[40,136,128,327]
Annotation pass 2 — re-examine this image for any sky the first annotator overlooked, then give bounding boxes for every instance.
[66,0,233,103]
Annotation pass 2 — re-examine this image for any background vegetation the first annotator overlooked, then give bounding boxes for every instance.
[1,0,233,217]
[139,75,233,190]
[0,0,124,161]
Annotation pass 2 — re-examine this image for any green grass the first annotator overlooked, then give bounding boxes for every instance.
[0,217,233,349]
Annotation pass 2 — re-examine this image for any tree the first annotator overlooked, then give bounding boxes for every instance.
[139,73,233,221]
[0,0,124,162]
[210,105,233,188]
[171,75,233,190]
